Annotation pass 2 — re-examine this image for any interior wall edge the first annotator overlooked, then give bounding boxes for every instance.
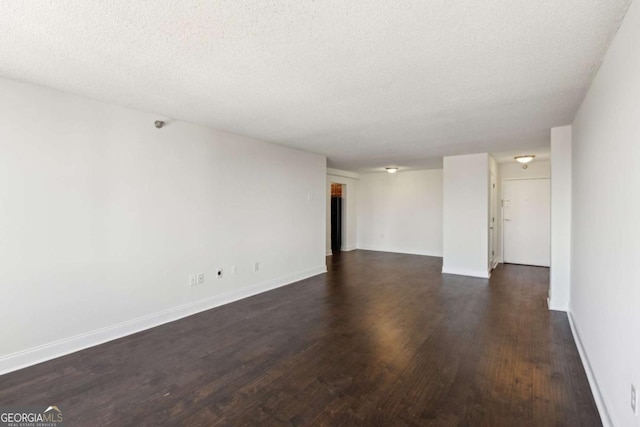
[326,169,360,180]
[441,268,490,279]
[547,300,569,312]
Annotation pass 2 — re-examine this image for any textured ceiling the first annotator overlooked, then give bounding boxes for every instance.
[0,1,631,172]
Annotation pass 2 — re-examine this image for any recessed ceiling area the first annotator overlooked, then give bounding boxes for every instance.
[0,1,630,172]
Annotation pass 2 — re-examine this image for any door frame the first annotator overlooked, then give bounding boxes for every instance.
[327,182,347,255]
[501,176,551,265]
[490,171,498,270]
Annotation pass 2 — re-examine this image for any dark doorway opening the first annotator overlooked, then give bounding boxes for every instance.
[331,183,343,253]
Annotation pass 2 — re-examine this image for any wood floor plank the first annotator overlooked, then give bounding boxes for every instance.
[0,251,600,426]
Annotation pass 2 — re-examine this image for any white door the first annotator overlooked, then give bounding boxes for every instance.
[503,178,550,267]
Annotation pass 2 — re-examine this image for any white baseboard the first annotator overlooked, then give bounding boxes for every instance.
[548,298,568,312]
[326,248,357,256]
[326,247,355,256]
[0,266,327,376]
[441,267,490,279]
[567,312,611,427]
[356,246,443,258]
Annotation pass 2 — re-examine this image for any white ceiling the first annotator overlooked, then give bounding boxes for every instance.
[0,1,631,172]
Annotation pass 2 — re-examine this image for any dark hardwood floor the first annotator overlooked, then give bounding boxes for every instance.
[0,251,600,426]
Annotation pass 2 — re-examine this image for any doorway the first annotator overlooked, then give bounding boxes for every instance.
[330,183,345,253]
[502,178,551,266]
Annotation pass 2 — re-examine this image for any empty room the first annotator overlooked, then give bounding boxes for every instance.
[1,1,638,426]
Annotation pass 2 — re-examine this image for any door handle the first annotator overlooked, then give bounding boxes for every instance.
[504,218,512,221]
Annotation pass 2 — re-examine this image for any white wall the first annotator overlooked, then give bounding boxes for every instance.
[549,126,571,311]
[489,155,498,268]
[496,160,551,262]
[357,169,442,256]
[0,78,327,374]
[326,169,358,255]
[570,1,640,425]
[442,153,489,278]
[499,160,551,181]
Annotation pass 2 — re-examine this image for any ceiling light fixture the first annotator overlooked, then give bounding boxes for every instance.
[386,167,398,173]
[514,155,535,164]
[514,155,535,169]
[154,120,166,129]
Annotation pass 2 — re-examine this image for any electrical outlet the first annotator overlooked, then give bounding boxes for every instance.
[197,273,204,285]
[253,262,260,272]
[632,384,637,415]
[231,266,237,274]
[216,269,223,278]
[189,274,197,286]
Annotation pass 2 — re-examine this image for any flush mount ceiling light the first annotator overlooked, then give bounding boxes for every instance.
[386,167,399,173]
[514,155,535,169]
[514,155,535,164]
